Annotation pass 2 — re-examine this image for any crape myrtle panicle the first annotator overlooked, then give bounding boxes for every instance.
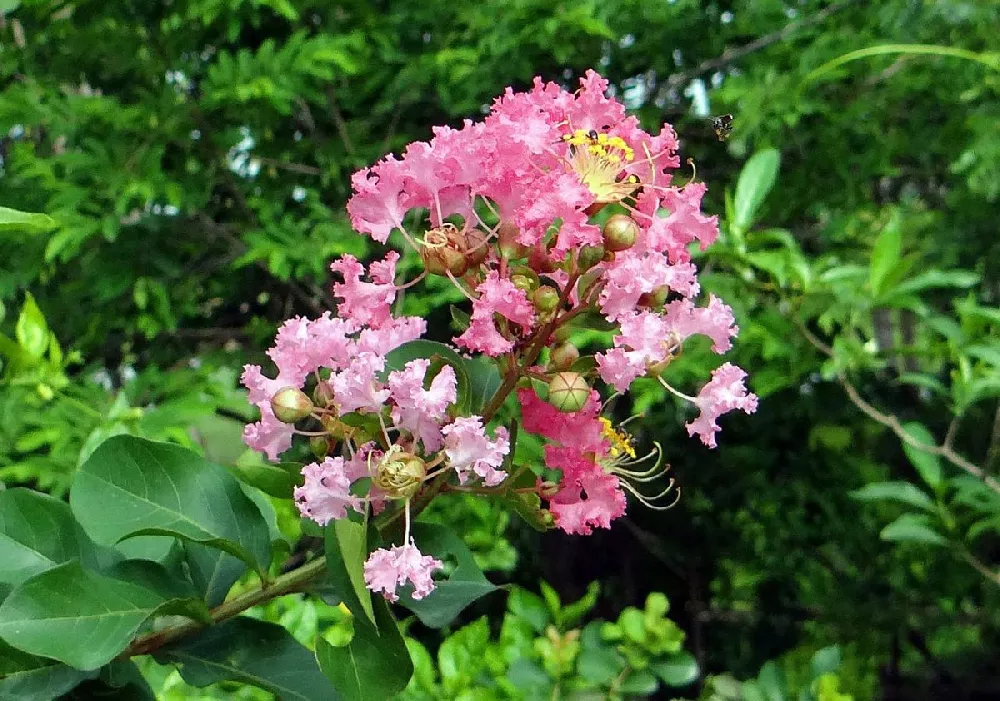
[240,71,757,603]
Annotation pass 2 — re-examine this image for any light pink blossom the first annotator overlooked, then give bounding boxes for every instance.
[330,252,399,329]
[686,363,758,448]
[389,360,458,452]
[241,404,293,462]
[663,295,738,354]
[294,457,361,525]
[346,156,409,243]
[364,544,443,602]
[355,316,426,356]
[599,251,699,321]
[330,352,390,415]
[442,417,510,486]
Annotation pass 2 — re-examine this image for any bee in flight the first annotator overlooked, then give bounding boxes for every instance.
[711,114,734,142]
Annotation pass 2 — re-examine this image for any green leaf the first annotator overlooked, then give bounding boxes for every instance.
[398,523,499,628]
[156,617,339,701]
[755,661,786,701]
[0,207,57,237]
[880,513,947,546]
[650,651,700,687]
[558,580,599,628]
[733,149,780,232]
[966,344,1000,368]
[0,561,195,670]
[229,456,301,498]
[810,645,841,678]
[507,587,550,633]
[803,43,1000,84]
[850,481,935,511]
[101,559,212,624]
[0,640,95,701]
[325,518,376,627]
[14,293,49,360]
[316,597,413,701]
[869,217,902,298]
[184,543,247,608]
[0,488,115,587]
[899,423,942,489]
[497,490,551,532]
[620,669,659,694]
[463,355,502,414]
[71,436,272,573]
[887,269,979,298]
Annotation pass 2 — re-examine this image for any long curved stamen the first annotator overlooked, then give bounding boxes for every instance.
[445,269,477,301]
[619,478,681,510]
[657,376,697,403]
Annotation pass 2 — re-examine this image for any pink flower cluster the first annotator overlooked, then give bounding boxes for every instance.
[242,71,757,604]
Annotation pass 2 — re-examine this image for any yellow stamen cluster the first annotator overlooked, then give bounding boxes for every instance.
[599,417,637,459]
[564,129,635,162]
[561,129,640,204]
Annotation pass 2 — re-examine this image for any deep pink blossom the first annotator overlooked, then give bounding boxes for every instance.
[441,417,510,486]
[388,360,458,452]
[517,387,607,455]
[456,271,535,356]
[549,462,627,535]
[686,363,758,448]
[364,544,443,602]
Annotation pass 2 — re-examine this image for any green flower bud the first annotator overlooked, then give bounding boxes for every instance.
[270,387,314,423]
[532,286,560,313]
[511,274,535,293]
[638,286,669,309]
[313,381,335,407]
[498,222,529,259]
[547,371,590,413]
[602,214,639,252]
[578,245,605,271]
[549,342,579,370]
[310,436,331,459]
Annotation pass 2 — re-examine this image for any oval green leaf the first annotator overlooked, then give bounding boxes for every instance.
[733,149,780,232]
[71,436,272,573]
[0,561,190,670]
[880,513,947,546]
[0,488,115,587]
[0,207,57,237]
[155,617,340,701]
[316,597,413,701]
[850,481,934,512]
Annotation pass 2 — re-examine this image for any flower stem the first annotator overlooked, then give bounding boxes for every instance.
[123,555,329,658]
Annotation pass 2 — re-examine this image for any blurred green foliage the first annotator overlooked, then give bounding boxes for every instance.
[2,0,999,697]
